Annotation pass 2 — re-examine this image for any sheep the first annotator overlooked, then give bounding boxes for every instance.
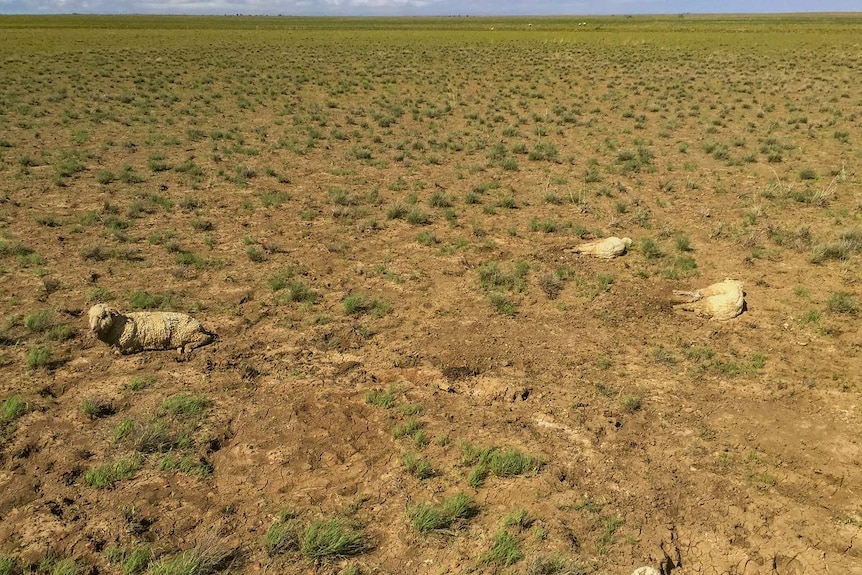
[569,236,632,259]
[88,304,216,354]
[672,279,745,321]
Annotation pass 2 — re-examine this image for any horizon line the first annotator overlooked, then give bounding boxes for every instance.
[2,10,861,16]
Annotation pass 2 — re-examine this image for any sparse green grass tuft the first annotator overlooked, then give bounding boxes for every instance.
[342,294,390,317]
[129,291,177,310]
[81,398,114,419]
[158,454,213,478]
[827,292,857,315]
[408,493,477,534]
[365,386,396,408]
[620,395,642,413]
[1,395,29,425]
[263,511,302,556]
[146,537,231,575]
[403,452,434,479]
[461,443,543,486]
[158,394,211,417]
[300,518,368,559]
[0,556,20,575]
[488,293,518,315]
[392,418,424,440]
[50,559,80,575]
[524,554,590,575]
[485,529,522,566]
[23,310,52,332]
[83,456,142,488]
[105,545,153,575]
[639,238,663,259]
[26,345,52,370]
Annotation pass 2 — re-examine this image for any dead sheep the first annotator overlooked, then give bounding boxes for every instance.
[569,236,632,259]
[672,279,745,321]
[88,304,216,354]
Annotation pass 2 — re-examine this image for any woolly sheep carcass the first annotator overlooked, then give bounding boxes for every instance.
[88,304,216,354]
[569,236,632,259]
[672,279,745,321]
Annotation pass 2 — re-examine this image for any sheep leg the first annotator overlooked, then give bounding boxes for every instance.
[672,290,702,303]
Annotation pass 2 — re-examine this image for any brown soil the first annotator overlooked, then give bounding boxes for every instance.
[1,15,861,575]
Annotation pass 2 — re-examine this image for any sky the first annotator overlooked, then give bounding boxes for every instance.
[0,0,858,16]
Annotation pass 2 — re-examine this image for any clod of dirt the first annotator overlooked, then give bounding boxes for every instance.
[631,567,661,575]
[569,236,633,258]
[672,279,745,321]
[441,366,480,381]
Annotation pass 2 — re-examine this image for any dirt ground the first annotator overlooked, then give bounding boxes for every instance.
[1,14,861,575]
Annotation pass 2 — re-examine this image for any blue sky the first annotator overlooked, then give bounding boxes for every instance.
[0,0,858,16]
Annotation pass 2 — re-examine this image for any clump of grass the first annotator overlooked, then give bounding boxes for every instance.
[26,345,52,370]
[81,398,115,419]
[83,456,141,488]
[674,234,692,252]
[258,190,291,207]
[620,395,642,413]
[129,375,155,391]
[300,519,368,559]
[246,246,265,262]
[397,403,421,416]
[809,230,862,264]
[408,493,477,534]
[488,293,518,316]
[596,515,625,554]
[528,141,559,162]
[129,291,176,310]
[827,292,857,315]
[278,281,316,304]
[0,240,34,257]
[1,395,29,431]
[405,208,431,225]
[639,238,663,259]
[485,529,522,566]
[263,511,302,556]
[364,386,396,408]
[147,535,232,575]
[386,203,409,220]
[538,268,568,299]
[662,255,698,279]
[428,192,451,208]
[50,559,80,575]
[392,418,424,440]
[461,443,543,486]
[478,261,528,293]
[157,394,210,417]
[112,546,153,575]
[47,324,76,342]
[115,419,192,454]
[267,267,298,291]
[96,169,115,185]
[23,310,52,332]
[342,294,390,317]
[0,556,20,575]
[523,554,590,575]
[403,452,434,479]
[799,168,816,181]
[158,454,213,478]
[416,231,438,246]
[528,217,559,233]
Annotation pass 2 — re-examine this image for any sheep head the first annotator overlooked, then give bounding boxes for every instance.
[88,304,119,335]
